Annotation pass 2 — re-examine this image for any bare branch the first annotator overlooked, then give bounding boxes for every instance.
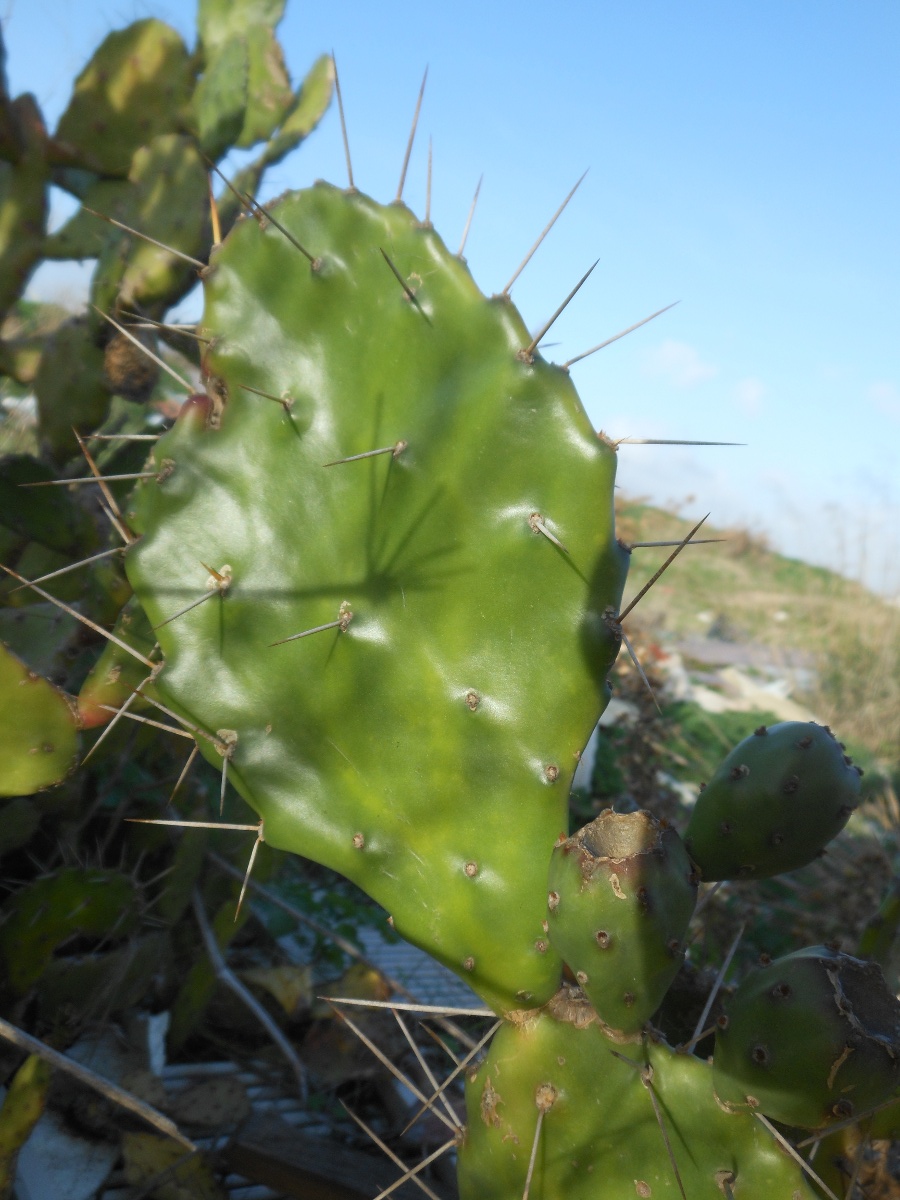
[0,1015,195,1149]
[192,890,308,1103]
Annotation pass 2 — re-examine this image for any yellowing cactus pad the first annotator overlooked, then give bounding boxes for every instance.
[0,642,78,797]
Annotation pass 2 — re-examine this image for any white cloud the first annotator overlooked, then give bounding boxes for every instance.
[869,381,900,421]
[734,377,766,417]
[642,339,717,389]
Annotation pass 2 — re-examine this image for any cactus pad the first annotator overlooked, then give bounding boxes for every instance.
[193,0,292,156]
[34,317,110,459]
[54,20,194,177]
[684,721,861,881]
[95,135,210,314]
[546,809,697,1033]
[458,998,818,1198]
[123,182,629,1013]
[0,97,49,323]
[0,643,78,797]
[713,944,900,1128]
[0,867,138,995]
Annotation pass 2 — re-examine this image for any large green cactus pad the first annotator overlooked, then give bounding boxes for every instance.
[123,183,629,1013]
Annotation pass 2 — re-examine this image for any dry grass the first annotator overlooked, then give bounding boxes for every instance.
[615,496,900,764]
[808,598,900,761]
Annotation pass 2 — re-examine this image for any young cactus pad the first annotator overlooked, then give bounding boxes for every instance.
[0,643,78,796]
[123,182,630,1014]
[546,809,698,1034]
[684,720,862,881]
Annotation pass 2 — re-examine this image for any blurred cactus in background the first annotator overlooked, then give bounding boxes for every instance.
[0,0,333,462]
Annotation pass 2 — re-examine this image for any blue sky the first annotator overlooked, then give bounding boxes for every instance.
[7,1,899,593]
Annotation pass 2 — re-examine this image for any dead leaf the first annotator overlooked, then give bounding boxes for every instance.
[239,964,312,1017]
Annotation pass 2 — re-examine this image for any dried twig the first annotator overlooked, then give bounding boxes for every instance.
[191,889,308,1103]
[0,1015,195,1149]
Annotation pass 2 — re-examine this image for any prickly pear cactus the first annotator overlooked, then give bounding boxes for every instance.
[124,182,630,1014]
[106,171,885,1198]
[5,19,895,1190]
